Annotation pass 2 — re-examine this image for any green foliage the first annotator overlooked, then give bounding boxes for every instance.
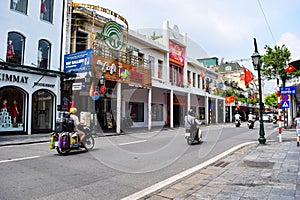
[248,98,257,105]
[264,93,277,108]
[260,45,293,86]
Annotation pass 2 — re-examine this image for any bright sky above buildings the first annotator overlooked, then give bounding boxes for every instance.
[73,0,300,92]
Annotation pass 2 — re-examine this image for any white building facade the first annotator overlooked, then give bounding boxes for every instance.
[0,0,72,135]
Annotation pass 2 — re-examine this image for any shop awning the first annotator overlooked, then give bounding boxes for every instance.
[0,61,76,79]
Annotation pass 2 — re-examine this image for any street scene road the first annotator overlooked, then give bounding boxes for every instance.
[0,122,279,200]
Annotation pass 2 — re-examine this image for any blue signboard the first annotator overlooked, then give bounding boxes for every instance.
[64,49,92,73]
[281,101,290,108]
[280,86,296,95]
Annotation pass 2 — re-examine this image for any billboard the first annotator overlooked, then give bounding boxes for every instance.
[64,49,92,73]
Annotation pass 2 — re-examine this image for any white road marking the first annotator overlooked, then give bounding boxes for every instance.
[118,140,147,146]
[0,142,48,149]
[121,141,256,200]
[0,155,40,164]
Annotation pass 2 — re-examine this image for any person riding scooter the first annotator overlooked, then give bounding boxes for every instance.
[248,112,255,129]
[69,108,86,146]
[234,112,241,127]
[184,109,202,144]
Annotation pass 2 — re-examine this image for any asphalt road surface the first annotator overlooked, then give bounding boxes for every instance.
[0,122,278,200]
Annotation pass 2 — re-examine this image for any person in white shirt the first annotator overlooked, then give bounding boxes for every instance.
[69,108,86,146]
[248,112,255,122]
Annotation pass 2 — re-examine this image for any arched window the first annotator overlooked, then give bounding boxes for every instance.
[6,32,25,65]
[0,86,26,133]
[40,0,54,23]
[38,39,51,69]
[10,0,28,14]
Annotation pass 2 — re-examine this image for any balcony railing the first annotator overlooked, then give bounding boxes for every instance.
[93,42,150,70]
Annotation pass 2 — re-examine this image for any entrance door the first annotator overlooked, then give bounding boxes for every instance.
[32,90,54,133]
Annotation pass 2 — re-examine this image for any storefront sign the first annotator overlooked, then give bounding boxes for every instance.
[0,73,29,84]
[64,49,92,73]
[33,82,55,88]
[96,21,138,52]
[169,41,185,67]
[92,55,151,87]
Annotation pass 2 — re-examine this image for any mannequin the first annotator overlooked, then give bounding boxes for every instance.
[2,100,7,109]
[12,0,20,10]
[40,0,47,19]
[38,48,42,67]
[7,40,15,59]
[11,100,19,124]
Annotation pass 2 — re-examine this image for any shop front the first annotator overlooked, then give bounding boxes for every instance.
[0,62,69,134]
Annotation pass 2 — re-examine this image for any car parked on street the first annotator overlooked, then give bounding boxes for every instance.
[262,114,272,122]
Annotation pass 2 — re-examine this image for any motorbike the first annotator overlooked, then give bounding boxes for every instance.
[185,122,202,145]
[50,112,95,155]
[247,120,254,129]
[235,119,241,127]
[273,116,277,124]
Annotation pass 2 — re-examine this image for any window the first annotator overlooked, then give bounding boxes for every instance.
[0,87,25,133]
[149,56,155,77]
[158,60,163,79]
[129,102,144,122]
[193,72,196,87]
[40,0,54,23]
[198,75,201,88]
[187,71,191,85]
[37,39,51,69]
[151,104,163,121]
[6,32,25,65]
[10,0,28,14]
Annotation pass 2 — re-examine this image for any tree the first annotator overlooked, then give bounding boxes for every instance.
[150,32,162,40]
[260,45,295,87]
[264,93,277,108]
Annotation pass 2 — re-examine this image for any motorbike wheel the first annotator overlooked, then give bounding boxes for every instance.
[83,134,95,151]
[56,147,70,155]
[186,136,193,145]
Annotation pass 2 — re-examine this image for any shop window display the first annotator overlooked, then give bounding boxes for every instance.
[0,87,25,132]
[40,0,54,23]
[10,0,28,14]
[129,102,144,122]
[151,103,163,121]
[6,32,25,65]
[37,39,51,69]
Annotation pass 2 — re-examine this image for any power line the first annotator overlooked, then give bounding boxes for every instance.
[257,0,277,45]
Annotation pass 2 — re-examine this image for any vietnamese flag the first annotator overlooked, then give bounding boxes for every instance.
[285,64,296,73]
[243,66,254,86]
[230,95,235,103]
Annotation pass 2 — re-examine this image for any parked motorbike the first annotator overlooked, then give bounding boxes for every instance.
[50,112,95,155]
[185,122,202,145]
[247,120,254,129]
[235,119,241,127]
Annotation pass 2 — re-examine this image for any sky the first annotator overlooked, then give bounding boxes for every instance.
[73,0,300,92]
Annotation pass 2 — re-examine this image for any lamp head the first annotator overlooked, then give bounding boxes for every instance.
[251,52,261,70]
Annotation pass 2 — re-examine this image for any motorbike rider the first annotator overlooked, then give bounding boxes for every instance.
[248,112,255,123]
[234,112,241,123]
[69,107,86,146]
[185,109,201,137]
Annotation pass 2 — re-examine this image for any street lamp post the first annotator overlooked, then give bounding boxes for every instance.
[251,38,266,144]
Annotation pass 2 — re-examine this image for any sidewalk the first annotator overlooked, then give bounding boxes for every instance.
[140,129,300,200]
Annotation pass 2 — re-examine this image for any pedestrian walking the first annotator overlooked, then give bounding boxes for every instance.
[293,113,300,147]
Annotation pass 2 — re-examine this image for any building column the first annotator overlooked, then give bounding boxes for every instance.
[187,92,190,111]
[170,89,174,128]
[116,82,121,134]
[205,96,209,125]
[148,88,152,131]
